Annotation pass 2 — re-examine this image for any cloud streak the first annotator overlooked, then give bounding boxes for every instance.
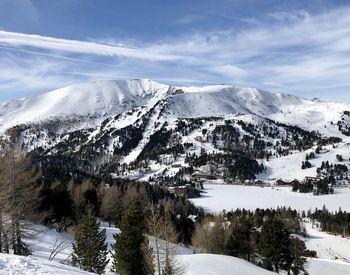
[1,6,350,102]
[0,31,183,61]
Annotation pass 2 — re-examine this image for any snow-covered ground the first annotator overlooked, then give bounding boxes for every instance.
[0,253,92,274]
[0,224,276,275]
[190,184,350,274]
[191,184,350,213]
[258,143,350,182]
[2,220,350,274]
[304,222,350,262]
[180,254,275,275]
[307,259,350,275]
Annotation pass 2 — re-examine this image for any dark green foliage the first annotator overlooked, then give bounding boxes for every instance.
[301,161,312,169]
[71,204,109,274]
[309,207,350,236]
[288,237,308,275]
[112,204,152,275]
[175,215,195,246]
[258,218,291,272]
[225,218,256,261]
[194,208,310,274]
[293,178,332,195]
[39,182,73,223]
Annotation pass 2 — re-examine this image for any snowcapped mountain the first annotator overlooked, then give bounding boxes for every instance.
[0,79,169,131]
[0,78,346,133]
[1,79,350,182]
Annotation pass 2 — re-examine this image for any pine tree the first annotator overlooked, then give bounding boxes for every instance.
[259,218,291,273]
[71,204,109,274]
[288,237,307,275]
[112,204,153,275]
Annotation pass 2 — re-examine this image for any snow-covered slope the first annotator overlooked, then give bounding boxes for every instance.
[10,223,350,275]
[1,79,347,133]
[2,79,350,182]
[0,79,169,131]
[180,254,276,275]
[0,253,92,275]
[168,85,305,118]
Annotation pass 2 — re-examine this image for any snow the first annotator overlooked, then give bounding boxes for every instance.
[179,254,275,275]
[191,184,350,213]
[0,253,92,274]
[307,259,350,275]
[2,222,350,274]
[0,79,169,132]
[304,222,350,262]
[2,78,349,138]
[2,79,350,274]
[190,184,350,274]
[167,86,305,119]
[258,143,350,181]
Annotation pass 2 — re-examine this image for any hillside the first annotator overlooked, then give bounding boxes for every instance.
[1,79,350,185]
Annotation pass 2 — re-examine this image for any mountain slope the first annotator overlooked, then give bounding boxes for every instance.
[0,79,169,131]
[1,79,350,183]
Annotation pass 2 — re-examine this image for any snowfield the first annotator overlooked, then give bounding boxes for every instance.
[191,184,350,213]
[0,253,92,274]
[307,259,350,275]
[179,254,275,275]
[304,222,350,262]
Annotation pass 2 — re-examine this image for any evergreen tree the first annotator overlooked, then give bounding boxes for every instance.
[259,218,291,272]
[226,218,255,262]
[288,237,307,275]
[71,204,109,274]
[112,204,153,275]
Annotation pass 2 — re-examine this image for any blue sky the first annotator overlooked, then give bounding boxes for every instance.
[1,0,350,102]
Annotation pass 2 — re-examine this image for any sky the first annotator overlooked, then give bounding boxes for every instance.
[0,0,350,102]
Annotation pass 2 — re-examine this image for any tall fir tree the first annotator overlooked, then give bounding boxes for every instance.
[71,204,109,274]
[288,237,307,275]
[112,204,153,275]
[258,218,291,273]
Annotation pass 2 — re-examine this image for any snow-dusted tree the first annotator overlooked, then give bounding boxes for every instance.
[71,204,109,274]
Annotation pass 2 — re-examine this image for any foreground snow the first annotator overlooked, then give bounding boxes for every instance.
[180,254,275,275]
[2,251,350,275]
[1,222,350,274]
[308,259,350,275]
[191,184,350,213]
[0,253,91,274]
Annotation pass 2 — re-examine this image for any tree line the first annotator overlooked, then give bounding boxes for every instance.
[191,207,315,275]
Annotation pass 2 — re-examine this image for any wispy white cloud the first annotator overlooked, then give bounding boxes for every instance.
[1,6,350,101]
[147,7,350,93]
[209,64,248,80]
[176,14,205,25]
[0,31,184,61]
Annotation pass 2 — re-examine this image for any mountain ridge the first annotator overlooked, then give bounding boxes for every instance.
[2,79,350,184]
[0,78,325,132]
